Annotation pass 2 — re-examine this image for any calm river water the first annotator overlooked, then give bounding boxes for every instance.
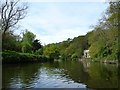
[2,60,118,89]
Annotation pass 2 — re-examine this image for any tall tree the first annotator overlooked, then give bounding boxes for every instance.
[21,30,36,53]
[0,0,28,36]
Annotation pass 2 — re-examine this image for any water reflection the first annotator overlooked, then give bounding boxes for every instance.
[2,60,118,89]
[2,63,41,88]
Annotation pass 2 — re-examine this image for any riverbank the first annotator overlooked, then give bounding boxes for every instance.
[93,59,118,64]
[79,58,118,64]
[99,60,118,64]
[2,51,48,64]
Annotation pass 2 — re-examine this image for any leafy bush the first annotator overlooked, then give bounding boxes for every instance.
[2,51,48,63]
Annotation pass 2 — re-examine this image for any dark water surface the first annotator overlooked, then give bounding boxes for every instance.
[2,60,118,89]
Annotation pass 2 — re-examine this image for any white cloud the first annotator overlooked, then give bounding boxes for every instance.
[35,27,91,45]
[17,2,108,44]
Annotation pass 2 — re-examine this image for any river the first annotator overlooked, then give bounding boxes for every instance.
[2,60,118,89]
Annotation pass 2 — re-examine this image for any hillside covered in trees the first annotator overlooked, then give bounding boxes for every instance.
[1,1,119,63]
[42,2,119,62]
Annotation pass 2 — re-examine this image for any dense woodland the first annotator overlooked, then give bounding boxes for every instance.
[43,2,119,62]
[1,1,119,63]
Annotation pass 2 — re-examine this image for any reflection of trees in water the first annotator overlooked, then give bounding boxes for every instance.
[39,60,118,88]
[87,63,118,88]
[2,63,41,88]
[47,60,118,88]
[118,64,120,89]
[3,61,118,88]
[41,60,90,84]
[57,61,90,84]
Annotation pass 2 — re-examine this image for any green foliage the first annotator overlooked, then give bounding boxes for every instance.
[71,53,78,60]
[21,30,36,53]
[56,36,88,60]
[42,36,89,60]
[42,2,118,62]
[2,2,118,62]
[88,2,119,61]
[43,44,60,60]
[32,39,42,52]
[2,50,48,63]
[2,31,21,52]
[35,48,43,55]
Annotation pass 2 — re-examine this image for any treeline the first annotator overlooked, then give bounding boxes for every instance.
[2,30,42,53]
[1,1,119,63]
[88,2,119,61]
[0,0,46,63]
[42,2,119,62]
[2,30,48,63]
[40,36,88,61]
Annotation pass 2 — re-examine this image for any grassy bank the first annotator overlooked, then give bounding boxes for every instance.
[2,51,48,63]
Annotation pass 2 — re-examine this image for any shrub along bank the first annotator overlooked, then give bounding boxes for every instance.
[2,51,48,63]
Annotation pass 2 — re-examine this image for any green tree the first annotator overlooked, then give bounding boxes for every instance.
[2,31,21,51]
[32,39,42,52]
[43,44,60,60]
[21,30,36,53]
[88,2,119,60]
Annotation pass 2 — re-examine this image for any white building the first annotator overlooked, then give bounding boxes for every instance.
[83,50,90,58]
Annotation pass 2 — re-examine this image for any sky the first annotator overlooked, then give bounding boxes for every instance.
[17,1,109,45]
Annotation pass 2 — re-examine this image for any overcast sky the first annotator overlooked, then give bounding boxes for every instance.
[17,1,109,45]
